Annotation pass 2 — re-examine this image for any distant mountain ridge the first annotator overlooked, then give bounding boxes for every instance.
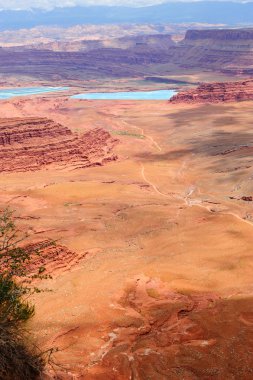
[0,28,253,81]
[0,2,253,31]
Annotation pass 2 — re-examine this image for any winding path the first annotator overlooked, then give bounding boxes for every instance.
[140,164,175,199]
[98,109,253,230]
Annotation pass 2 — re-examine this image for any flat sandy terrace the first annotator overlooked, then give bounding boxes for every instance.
[1,95,253,376]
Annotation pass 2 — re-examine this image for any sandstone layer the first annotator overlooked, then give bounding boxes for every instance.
[0,117,118,172]
[170,80,253,104]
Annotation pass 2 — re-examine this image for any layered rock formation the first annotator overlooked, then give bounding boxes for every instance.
[170,80,253,104]
[0,117,118,172]
[177,29,253,74]
[25,240,87,277]
[0,34,174,80]
[1,28,253,79]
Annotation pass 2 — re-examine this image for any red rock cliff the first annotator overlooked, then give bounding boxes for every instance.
[170,80,253,104]
[0,117,118,172]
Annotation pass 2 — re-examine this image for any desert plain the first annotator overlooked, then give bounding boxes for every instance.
[1,88,253,378]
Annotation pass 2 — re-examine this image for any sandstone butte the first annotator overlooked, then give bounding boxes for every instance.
[0,117,118,172]
[170,79,253,104]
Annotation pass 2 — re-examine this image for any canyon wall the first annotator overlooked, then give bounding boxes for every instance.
[1,29,253,80]
[177,29,253,74]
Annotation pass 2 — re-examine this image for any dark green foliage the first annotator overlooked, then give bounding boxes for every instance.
[111,130,145,139]
[0,277,35,324]
[0,208,45,379]
[0,326,43,380]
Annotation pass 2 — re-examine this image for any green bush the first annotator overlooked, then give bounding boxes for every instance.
[0,208,46,379]
[0,325,43,380]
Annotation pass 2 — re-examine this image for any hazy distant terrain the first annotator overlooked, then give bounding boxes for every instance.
[0,2,252,31]
[0,24,190,47]
[0,28,252,86]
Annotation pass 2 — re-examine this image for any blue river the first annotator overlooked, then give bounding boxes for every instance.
[71,89,177,100]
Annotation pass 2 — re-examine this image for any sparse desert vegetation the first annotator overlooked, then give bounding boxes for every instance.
[0,208,45,380]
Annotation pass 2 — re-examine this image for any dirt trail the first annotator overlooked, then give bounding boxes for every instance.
[140,163,174,199]
[129,118,253,231]
[193,201,253,229]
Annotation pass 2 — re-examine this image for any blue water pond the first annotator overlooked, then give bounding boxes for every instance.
[0,87,69,100]
[71,89,177,100]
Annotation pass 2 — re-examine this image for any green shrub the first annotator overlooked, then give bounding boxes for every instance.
[0,208,46,379]
[0,325,44,380]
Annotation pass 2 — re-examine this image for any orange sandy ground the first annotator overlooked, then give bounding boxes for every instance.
[1,95,253,377]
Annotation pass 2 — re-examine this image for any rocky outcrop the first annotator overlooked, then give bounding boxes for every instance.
[25,240,87,277]
[170,80,253,104]
[0,117,118,172]
[85,275,253,380]
[241,196,253,202]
